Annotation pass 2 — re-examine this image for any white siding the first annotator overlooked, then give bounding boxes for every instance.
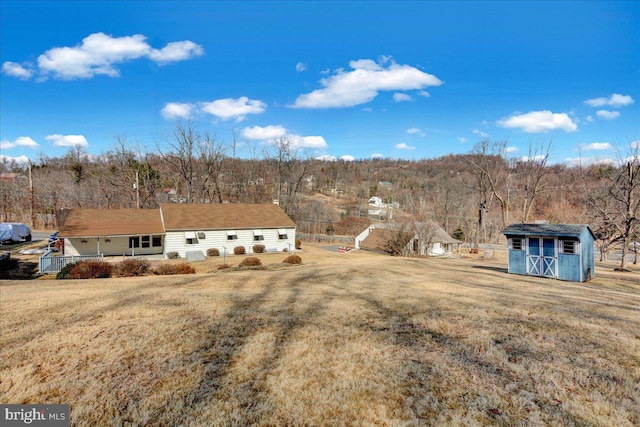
[164,227,296,258]
[355,226,375,249]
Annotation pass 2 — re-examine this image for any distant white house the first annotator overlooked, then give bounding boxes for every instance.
[355,221,461,256]
[59,203,296,258]
[367,197,399,220]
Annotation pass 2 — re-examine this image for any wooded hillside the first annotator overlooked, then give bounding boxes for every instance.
[2,123,638,267]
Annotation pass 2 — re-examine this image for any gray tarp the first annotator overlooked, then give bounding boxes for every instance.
[0,223,31,242]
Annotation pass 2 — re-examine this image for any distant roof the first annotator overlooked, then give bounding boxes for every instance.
[360,228,412,253]
[502,223,595,238]
[59,209,164,238]
[376,221,461,244]
[160,203,296,231]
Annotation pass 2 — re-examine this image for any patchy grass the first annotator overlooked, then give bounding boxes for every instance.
[1,244,638,426]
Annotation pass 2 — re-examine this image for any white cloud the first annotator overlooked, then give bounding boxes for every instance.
[0,136,39,149]
[596,110,620,120]
[395,142,415,150]
[457,137,468,143]
[473,129,490,138]
[584,93,634,108]
[504,146,519,153]
[45,134,88,147]
[241,124,327,149]
[4,32,203,80]
[0,155,30,165]
[407,128,424,136]
[200,97,266,122]
[147,41,204,64]
[520,154,547,162]
[340,155,355,162]
[418,90,430,98]
[631,141,640,150]
[242,125,287,140]
[292,58,443,108]
[161,102,195,120]
[498,111,578,133]
[296,62,308,72]
[393,93,413,102]
[371,153,384,159]
[290,135,327,149]
[582,142,612,151]
[586,115,594,122]
[565,156,615,168]
[316,154,337,161]
[1,62,34,80]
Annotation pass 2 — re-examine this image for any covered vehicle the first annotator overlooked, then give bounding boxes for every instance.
[0,223,32,243]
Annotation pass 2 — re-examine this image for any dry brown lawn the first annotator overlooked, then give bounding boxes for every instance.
[1,244,639,426]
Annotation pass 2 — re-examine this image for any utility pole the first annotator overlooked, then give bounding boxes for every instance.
[28,160,35,228]
[135,170,140,209]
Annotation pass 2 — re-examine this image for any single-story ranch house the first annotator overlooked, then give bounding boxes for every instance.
[59,203,296,258]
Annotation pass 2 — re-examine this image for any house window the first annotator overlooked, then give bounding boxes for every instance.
[278,229,288,240]
[152,236,162,247]
[511,238,523,251]
[185,231,198,245]
[561,240,577,254]
[141,235,150,248]
[129,237,140,248]
[253,230,264,241]
[227,230,238,241]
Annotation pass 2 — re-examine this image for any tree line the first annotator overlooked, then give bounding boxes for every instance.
[2,122,638,269]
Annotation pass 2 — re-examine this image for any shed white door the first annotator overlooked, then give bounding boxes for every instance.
[527,237,557,278]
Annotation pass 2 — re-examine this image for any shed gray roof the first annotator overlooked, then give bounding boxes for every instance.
[502,223,595,238]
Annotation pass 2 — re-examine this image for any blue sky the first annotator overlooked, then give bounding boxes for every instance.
[1,1,639,166]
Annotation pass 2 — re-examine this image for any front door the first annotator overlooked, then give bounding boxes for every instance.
[527,237,557,278]
[542,238,557,277]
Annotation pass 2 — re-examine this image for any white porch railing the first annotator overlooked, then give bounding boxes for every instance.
[39,252,104,273]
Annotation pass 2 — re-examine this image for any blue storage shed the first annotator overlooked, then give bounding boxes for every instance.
[501,223,596,282]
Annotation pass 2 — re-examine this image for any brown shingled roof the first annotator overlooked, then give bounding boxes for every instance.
[360,228,413,253]
[160,203,295,231]
[59,209,164,238]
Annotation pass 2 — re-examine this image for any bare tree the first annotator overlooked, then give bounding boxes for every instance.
[159,121,198,203]
[587,147,640,270]
[268,137,311,217]
[197,131,226,203]
[519,141,552,222]
[468,140,510,228]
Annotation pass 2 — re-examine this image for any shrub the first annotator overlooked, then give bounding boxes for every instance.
[252,244,265,254]
[295,238,302,249]
[166,251,179,259]
[283,248,288,252]
[207,248,220,257]
[217,263,232,270]
[283,254,302,265]
[56,262,78,279]
[239,256,262,267]
[68,261,113,279]
[154,263,195,275]
[234,246,246,255]
[452,227,466,241]
[113,259,150,277]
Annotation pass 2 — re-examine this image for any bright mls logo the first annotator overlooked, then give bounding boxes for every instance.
[1,405,69,426]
